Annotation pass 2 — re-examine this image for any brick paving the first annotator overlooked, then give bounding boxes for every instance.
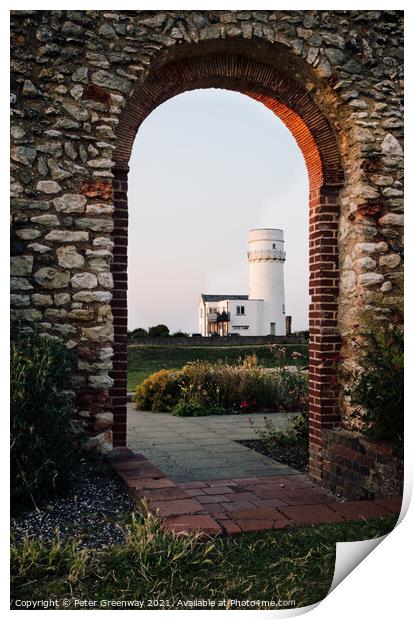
[107,448,402,536]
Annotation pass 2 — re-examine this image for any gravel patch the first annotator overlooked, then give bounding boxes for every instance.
[238,439,309,473]
[11,458,135,550]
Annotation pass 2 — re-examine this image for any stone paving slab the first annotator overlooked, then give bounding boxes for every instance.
[128,404,298,482]
[107,448,402,537]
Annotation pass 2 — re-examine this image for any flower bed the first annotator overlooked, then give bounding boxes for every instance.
[133,357,308,416]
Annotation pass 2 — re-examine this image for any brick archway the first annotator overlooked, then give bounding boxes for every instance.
[110,50,344,480]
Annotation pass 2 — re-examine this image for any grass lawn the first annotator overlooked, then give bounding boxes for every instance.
[127,343,309,391]
[11,513,397,610]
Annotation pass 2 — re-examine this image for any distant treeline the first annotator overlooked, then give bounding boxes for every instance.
[128,325,188,338]
[128,325,309,340]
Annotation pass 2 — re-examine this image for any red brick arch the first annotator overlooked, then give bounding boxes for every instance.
[111,51,344,481]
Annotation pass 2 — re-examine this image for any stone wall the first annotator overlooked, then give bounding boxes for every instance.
[10,10,403,467]
[320,429,403,499]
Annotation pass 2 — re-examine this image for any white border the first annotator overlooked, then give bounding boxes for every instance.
[3,2,412,618]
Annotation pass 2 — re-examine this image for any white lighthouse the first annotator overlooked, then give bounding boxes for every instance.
[198,228,288,337]
[248,229,286,336]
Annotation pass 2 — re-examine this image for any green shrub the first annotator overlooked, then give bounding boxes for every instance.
[11,331,79,512]
[134,359,308,415]
[172,401,227,417]
[275,368,309,412]
[250,411,309,447]
[133,369,182,412]
[348,323,403,444]
[148,324,169,337]
[128,328,148,338]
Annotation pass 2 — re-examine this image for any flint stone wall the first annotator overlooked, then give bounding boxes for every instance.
[10,10,403,459]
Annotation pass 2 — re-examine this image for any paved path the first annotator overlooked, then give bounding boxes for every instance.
[107,449,402,537]
[127,404,298,482]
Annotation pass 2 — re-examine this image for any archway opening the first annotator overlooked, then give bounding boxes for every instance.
[127,88,309,339]
[125,89,309,480]
[110,52,344,481]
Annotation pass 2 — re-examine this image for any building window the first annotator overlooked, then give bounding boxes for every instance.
[200,308,203,318]
[272,243,276,249]
[282,304,285,314]
[236,305,245,315]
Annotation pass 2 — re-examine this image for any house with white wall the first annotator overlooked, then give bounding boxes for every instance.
[198,229,288,336]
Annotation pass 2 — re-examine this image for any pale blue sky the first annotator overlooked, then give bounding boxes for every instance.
[127,88,309,333]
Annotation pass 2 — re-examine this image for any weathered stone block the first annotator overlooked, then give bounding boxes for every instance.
[57,245,85,269]
[72,66,89,83]
[44,308,68,319]
[30,214,60,227]
[76,218,114,232]
[10,255,33,276]
[81,323,114,342]
[358,272,385,287]
[71,272,98,289]
[10,277,33,291]
[88,258,110,272]
[85,204,114,216]
[11,308,42,321]
[97,272,113,288]
[36,180,62,194]
[355,256,376,271]
[25,243,52,255]
[11,146,36,166]
[341,270,356,293]
[54,292,71,306]
[379,253,401,269]
[11,294,30,307]
[34,267,70,289]
[381,134,403,156]
[80,180,113,199]
[88,374,114,389]
[93,236,114,248]
[31,293,53,307]
[355,242,388,255]
[15,229,41,240]
[87,158,115,169]
[53,194,87,213]
[91,69,131,94]
[93,411,113,431]
[45,230,89,242]
[73,290,112,303]
[379,213,404,227]
[68,308,94,320]
[84,431,112,454]
[54,323,77,336]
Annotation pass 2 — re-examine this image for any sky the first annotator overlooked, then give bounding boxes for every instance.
[127,88,309,333]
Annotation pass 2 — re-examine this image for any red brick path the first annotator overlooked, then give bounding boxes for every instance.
[107,449,402,536]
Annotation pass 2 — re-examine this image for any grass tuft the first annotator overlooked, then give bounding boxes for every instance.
[11,511,397,610]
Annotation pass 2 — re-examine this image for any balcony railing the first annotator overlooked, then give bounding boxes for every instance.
[207,311,230,323]
[247,249,286,262]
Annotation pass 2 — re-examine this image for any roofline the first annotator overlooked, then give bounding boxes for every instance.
[249,228,283,232]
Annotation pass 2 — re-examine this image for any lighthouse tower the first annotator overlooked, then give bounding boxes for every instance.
[248,229,286,336]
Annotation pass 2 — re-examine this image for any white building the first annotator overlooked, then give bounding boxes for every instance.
[198,229,288,336]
